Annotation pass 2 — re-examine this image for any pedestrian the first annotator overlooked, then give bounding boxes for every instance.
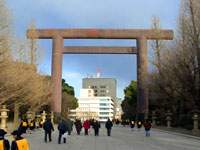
[39,120,43,129]
[130,120,135,131]
[144,120,151,137]
[93,119,101,136]
[58,119,68,144]
[75,119,82,135]
[83,120,90,135]
[11,130,29,150]
[0,129,10,150]
[29,120,35,131]
[137,121,142,131]
[116,119,120,126]
[19,120,28,134]
[43,118,54,143]
[105,119,113,136]
[66,119,73,135]
[122,120,126,127]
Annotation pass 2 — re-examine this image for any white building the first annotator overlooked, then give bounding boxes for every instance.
[70,89,114,122]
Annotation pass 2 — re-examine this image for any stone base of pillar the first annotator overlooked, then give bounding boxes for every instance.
[192,129,200,133]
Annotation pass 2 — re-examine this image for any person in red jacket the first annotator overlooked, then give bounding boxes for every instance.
[83,120,90,135]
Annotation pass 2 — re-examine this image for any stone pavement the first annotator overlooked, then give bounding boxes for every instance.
[6,125,200,150]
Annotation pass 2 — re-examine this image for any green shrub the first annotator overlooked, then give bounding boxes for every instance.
[178,114,193,129]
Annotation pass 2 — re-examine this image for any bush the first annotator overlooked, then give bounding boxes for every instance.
[178,114,193,129]
[185,125,193,130]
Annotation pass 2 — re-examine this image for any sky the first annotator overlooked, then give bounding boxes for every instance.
[6,0,180,99]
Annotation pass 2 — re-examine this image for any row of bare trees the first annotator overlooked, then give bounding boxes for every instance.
[0,0,51,123]
[149,0,200,126]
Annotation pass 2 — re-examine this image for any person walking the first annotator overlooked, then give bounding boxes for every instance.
[75,119,82,135]
[93,120,101,136]
[83,120,90,135]
[105,119,113,136]
[58,119,68,144]
[66,119,73,135]
[39,120,43,129]
[19,120,28,134]
[43,118,54,143]
[144,120,151,137]
[11,130,29,150]
[137,121,142,131]
[130,120,135,131]
[0,129,10,150]
[29,120,35,131]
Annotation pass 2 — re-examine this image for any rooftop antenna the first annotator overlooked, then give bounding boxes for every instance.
[96,68,101,78]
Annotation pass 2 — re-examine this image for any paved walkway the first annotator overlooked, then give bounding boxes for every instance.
[7,125,200,150]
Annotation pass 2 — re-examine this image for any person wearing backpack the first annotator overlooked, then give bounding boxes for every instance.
[11,130,29,150]
[0,129,10,150]
[57,119,68,144]
[144,120,151,137]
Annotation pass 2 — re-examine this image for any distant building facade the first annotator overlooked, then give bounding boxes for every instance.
[70,89,114,122]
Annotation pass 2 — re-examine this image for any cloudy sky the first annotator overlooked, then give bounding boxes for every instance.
[7,0,180,99]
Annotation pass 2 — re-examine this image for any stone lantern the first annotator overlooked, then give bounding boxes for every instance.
[152,111,157,127]
[41,111,47,123]
[51,111,54,124]
[192,113,199,131]
[166,110,172,128]
[26,110,33,124]
[0,105,9,131]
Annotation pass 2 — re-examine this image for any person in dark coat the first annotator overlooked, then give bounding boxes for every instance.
[0,129,10,150]
[83,120,90,135]
[29,120,35,131]
[75,119,82,135]
[105,119,113,136]
[43,118,54,143]
[144,120,151,137]
[19,120,28,134]
[57,119,68,144]
[11,130,29,150]
[66,119,73,135]
[93,120,101,136]
[116,119,120,126]
[130,120,135,131]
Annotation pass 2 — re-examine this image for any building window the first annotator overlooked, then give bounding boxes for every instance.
[100,90,106,93]
[100,117,109,119]
[100,85,106,88]
[100,112,109,115]
[100,108,109,110]
[88,90,91,93]
[94,90,98,93]
[91,86,97,89]
[94,94,98,96]
[100,99,110,102]
[100,103,109,106]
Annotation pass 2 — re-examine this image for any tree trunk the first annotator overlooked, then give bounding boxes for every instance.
[13,103,19,125]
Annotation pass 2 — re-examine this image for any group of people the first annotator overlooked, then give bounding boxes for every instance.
[0,129,29,150]
[117,119,152,136]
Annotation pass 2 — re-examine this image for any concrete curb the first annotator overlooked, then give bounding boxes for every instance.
[152,128,200,140]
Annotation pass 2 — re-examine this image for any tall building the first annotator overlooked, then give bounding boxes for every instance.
[82,78,116,99]
[82,78,117,118]
[70,89,114,122]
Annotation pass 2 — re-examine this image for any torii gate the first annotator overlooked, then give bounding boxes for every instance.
[27,29,173,121]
